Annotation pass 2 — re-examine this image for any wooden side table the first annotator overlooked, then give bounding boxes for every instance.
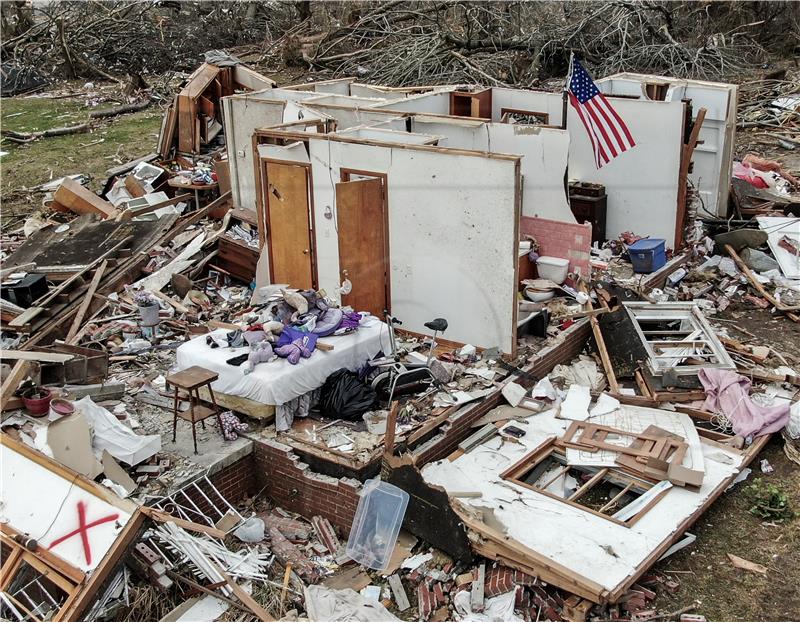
[167,177,219,211]
[167,365,222,454]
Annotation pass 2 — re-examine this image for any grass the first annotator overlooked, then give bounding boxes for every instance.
[1,92,162,225]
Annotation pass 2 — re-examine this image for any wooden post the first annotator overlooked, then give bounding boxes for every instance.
[675,107,707,248]
[65,260,107,343]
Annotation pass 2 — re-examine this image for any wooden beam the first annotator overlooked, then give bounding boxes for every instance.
[117,193,193,221]
[726,245,800,314]
[0,350,74,363]
[65,260,107,343]
[139,506,227,539]
[0,361,32,410]
[675,108,706,248]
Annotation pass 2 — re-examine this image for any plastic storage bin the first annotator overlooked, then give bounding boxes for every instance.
[346,478,409,570]
[628,238,666,273]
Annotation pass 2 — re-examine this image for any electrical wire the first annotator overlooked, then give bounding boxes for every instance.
[34,473,80,542]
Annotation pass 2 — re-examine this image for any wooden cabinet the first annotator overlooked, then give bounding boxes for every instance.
[569,182,607,245]
[216,208,259,283]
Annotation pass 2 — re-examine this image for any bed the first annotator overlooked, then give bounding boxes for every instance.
[175,316,389,407]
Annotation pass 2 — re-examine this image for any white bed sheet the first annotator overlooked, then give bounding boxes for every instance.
[175,317,389,405]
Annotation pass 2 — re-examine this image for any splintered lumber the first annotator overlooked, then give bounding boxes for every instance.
[0,361,33,410]
[726,245,800,317]
[139,506,226,539]
[66,260,108,343]
[675,108,707,247]
[53,177,119,219]
[580,282,619,392]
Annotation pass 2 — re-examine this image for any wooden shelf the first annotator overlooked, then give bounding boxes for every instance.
[176,404,217,423]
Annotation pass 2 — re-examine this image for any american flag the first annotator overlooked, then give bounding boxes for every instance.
[567,57,635,168]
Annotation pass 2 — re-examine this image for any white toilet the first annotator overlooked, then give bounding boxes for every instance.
[536,256,570,285]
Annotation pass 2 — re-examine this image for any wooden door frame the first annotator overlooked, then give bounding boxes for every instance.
[339,168,391,314]
[255,157,319,289]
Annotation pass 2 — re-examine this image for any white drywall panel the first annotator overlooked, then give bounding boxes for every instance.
[258,142,310,164]
[308,139,519,353]
[410,119,572,221]
[410,117,485,150]
[303,105,405,130]
[338,128,440,145]
[598,74,737,217]
[372,91,452,114]
[422,407,742,594]
[568,98,684,244]
[350,83,407,98]
[485,124,573,221]
[223,95,285,210]
[491,87,564,125]
[1,444,133,572]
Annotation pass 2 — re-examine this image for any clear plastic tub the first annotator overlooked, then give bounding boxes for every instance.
[346,478,409,570]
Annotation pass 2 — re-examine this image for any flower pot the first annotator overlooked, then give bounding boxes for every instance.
[49,398,75,419]
[23,388,52,417]
[138,302,160,326]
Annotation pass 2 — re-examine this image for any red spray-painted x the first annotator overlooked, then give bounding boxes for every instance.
[47,500,120,566]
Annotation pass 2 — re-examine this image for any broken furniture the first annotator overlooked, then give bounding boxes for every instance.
[216,207,259,282]
[159,61,275,158]
[167,176,218,212]
[167,365,222,454]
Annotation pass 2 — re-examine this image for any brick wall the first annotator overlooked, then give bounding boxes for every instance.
[520,216,592,278]
[524,318,591,385]
[252,439,361,532]
[208,454,257,506]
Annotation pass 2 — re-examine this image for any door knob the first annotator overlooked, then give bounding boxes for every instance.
[303,249,309,255]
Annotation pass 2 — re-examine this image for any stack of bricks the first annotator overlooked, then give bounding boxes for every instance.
[520,215,592,277]
[253,439,361,532]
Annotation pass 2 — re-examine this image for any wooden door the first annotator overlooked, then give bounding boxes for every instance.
[335,178,389,317]
[264,162,314,289]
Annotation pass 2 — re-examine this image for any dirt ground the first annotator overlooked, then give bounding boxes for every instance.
[1,87,799,622]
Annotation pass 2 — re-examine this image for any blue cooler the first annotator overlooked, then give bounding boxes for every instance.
[628,238,666,273]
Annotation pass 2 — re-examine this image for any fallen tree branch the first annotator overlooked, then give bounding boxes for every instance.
[1,123,90,144]
[89,99,151,119]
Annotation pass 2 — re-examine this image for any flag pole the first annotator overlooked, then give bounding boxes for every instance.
[561,52,573,130]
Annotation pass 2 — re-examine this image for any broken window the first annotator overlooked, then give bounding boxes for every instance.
[0,558,71,621]
[500,108,550,125]
[624,303,736,376]
[501,439,667,526]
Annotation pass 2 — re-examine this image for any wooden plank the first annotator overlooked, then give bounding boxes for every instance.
[726,245,800,314]
[118,192,193,221]
[0,350,73,363]
[8,306,45,328]
[471,563,485,612]
[0,361,32,410]
[388,573,410,611]
[139,506,226,539]
[65,260,107,343]
[53,177,119,219]
[153,289,190,314]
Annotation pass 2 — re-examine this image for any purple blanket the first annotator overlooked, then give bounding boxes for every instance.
[698,368,790,438]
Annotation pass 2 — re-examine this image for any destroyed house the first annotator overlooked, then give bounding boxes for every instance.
[1,64,796,622]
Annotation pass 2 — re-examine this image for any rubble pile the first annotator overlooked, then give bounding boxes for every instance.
[1,58,798,622]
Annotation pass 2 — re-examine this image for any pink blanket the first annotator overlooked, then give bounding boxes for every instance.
[698,368,790,438]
